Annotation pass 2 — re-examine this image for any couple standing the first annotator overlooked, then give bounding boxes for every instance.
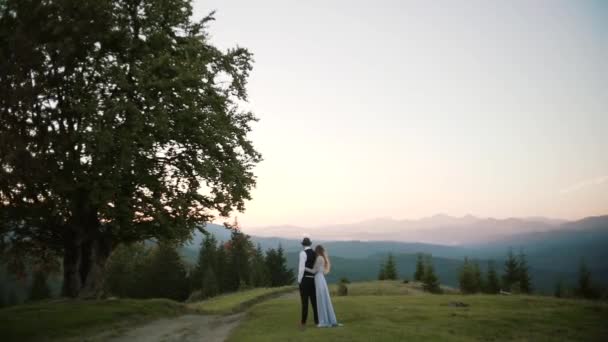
[297,237,340,328]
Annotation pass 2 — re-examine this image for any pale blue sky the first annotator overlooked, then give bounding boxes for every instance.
[192,0,608,228]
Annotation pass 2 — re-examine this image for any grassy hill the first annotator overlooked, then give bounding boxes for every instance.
[228,281,608,342]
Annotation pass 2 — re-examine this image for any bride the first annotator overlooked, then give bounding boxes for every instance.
[306,245,340,327]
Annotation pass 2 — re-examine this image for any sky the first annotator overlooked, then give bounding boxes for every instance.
[191,0,608,229]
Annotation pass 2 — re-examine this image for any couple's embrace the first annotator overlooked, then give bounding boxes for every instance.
[298,237,341,328]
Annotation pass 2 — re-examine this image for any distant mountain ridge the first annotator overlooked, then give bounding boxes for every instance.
[182,215,608,293]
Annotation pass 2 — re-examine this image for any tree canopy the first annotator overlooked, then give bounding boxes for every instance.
[0,0,260,297]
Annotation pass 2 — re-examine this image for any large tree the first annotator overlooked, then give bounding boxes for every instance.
[0,0,261,298]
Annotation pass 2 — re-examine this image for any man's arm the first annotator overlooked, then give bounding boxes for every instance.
[297,250,306,283]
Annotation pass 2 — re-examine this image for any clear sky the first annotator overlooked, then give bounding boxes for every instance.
[192,0,608,228]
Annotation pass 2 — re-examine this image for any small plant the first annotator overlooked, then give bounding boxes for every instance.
[402,279,409,284]
[338,282,348,296]
[339,277,351,284]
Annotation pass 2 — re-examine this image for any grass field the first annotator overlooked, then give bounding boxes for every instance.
[0,298,187,341]
[228,282,608,342]
[188,286,296,314]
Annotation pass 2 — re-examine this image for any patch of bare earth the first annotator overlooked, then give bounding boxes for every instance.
[83,313,244,342]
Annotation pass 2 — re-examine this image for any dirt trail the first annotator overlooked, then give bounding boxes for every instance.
[84,313,244,342]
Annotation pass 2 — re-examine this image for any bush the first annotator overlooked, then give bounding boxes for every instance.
[337,283,348,296]
[402,279,409,284]
[339,277,350,284]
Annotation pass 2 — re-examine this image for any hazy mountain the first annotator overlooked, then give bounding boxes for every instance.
[245,215,577,245]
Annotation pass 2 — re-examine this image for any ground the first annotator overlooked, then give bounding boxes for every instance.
[1,282,606,341]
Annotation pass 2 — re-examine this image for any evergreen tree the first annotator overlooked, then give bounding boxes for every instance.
[225,222,254,291]
[472,260,484,293]
[139,243,189,301]
[216,244,230,293]
[378,261,386,280]
[414,253,425,282]
[459,257,476,294]
[265,245,295,287]
[29,271,51,301]
[0,0,261,298]
[577,259,594,299]
[422,256,441,293]
[105,243,150,298]
[192,235,218,290]
[250,244,270,287]
[383,254,398,280]
[518,250,532,294]
[485,260,500,294]
[201,266,219,299]
[502,248,520,292]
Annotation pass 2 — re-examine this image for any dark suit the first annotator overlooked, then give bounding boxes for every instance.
[299,248,318,324]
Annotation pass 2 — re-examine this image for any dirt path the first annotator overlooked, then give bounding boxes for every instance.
[84,313,244,342]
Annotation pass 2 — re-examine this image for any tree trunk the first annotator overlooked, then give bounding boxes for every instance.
[62,234,112,298]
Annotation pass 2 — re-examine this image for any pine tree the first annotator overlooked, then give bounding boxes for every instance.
[472,260,484,293]
[502,248,520,292]
[139,243,189,301]
[201,266,219,298]
[216,244,230,293]
[193,235,218,290]
[250,244,270,287]
[577,259,594,299]
[384,254,398,280]
[517,250,532,294]
[225,225,254,291]
[459,257,475,294]
[422,256,441,293]
[485,260,500,294]
[29,271,51,301]
[0,282,5,308]
[414,253,425,282]
[105,243,150,298]
[378,260,386,280]
[265,245,295,287]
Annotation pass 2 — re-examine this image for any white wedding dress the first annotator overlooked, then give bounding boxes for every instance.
[306,256,339,327]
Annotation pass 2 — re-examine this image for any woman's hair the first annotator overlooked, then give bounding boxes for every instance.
[315,245,331,274]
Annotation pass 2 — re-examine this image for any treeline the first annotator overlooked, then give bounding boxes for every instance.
[378,253,441,293]
[104,227,294,301]
[458,249,607,300]
[458,249,529,294]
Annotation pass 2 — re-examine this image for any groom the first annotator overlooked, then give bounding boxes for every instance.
[298,237,318,328]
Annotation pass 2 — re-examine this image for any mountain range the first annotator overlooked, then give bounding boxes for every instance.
[184,215,608,293]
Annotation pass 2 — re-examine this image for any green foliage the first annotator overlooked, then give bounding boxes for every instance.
[28,271,51,301]
[377,261,386,280]
[250,244,270,287]
[459,257,478,294]
[0,0,261,298]
[383,254,398,280]
[577,259,598,299]
[265,245,295,287]
[422,256,441,293]
[339,277,351,284]
[225,225,254,292]
[192,234,218,291]
[484,260,500,294]
[337,282,348,296]
[414,253,425,281]
[502,249,520,292]
[518,251,532,294]
[105,243,150,298]
[138,243,189,301]
[201,266,219,299]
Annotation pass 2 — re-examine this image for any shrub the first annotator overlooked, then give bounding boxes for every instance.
[337,283,348,296]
